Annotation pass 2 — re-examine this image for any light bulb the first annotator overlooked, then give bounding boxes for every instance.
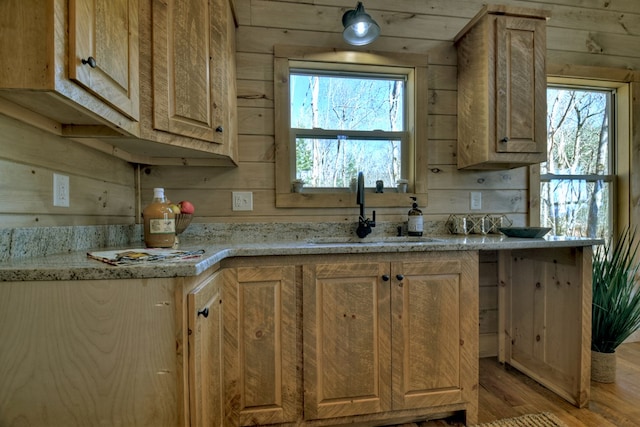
[353,21,369,36]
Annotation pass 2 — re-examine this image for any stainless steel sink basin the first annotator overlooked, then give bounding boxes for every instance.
[306,236,445,245]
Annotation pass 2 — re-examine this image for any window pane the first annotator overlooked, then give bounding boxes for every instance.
[290,72,405,132]
[541,84,615,239]
[543,88,610,175]
[540,179,611,238]
[295,136,401,188]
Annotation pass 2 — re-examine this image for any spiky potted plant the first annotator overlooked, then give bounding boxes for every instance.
[591,227,640,382]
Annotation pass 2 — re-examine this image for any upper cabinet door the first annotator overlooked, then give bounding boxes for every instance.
[69,0,140,120]
[152,0,235,146]
[455,5,549,169]
[495,15,547,155]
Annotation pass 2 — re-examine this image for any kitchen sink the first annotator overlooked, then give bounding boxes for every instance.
[306,236,445,245]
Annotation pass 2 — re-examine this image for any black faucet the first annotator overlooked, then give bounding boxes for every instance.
[356,172,376,238]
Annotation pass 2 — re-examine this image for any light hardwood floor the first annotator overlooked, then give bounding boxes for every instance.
[417,341,640,426]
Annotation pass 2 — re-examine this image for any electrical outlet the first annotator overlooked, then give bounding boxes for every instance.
[470,191,482,210]
[232,191,253,211]
[53,173,70,207]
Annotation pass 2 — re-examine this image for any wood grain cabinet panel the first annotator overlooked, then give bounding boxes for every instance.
[303,262,393,420]
[188,271,224,427]
[0,0,238,164]
[0,268,233,427]
[223,265,297,426]
[146,0,238,164]
[70,0,140,120]
[498,247,592,408]
[391,256,478,422]
[303,252,479,424]
[0,279,179,426]
[0,0,139,135]
[455,5,549,169]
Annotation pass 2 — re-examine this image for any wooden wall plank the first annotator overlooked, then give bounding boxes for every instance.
[0,160,135,217]
[0,115,133,186]
[0,114,135,228]
[237,107,274,136]
[428,166,528,190]
[237,80,273,108]
[237,135,274,163]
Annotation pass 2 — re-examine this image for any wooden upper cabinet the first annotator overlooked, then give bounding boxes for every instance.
[69,0,140,121]
[145,0,238,165]
[0,0,139,136]
[0,0,237,165]
[455,5,550,169]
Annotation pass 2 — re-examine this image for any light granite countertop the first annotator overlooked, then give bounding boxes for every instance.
[0,234,602,282]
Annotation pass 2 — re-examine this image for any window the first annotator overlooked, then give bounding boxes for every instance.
[274,45,428,208]
[290,71,407,189]
[540,74,632,239]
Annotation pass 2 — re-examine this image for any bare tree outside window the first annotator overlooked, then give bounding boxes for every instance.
[541,86,613,238]
[290,72,406,189]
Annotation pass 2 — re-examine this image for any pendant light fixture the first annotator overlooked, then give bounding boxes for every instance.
[342,2,380,46]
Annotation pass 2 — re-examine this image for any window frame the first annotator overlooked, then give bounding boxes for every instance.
[530,64,639,238]
[540,83,616,238]
[274,45,428,208]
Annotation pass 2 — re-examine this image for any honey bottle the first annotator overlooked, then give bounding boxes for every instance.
[143,188,175,248]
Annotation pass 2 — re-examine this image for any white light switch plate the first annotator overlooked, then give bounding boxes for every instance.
[470,191,482,210]
[232,192,253,211]
[53,173,70,207]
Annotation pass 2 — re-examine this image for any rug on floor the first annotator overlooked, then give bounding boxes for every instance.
[471,412,567,427]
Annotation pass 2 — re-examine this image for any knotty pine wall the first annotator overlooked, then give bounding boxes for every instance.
[3,0,640,355]
[0,114,135,227]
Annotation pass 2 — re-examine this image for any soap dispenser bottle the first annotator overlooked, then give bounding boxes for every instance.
[407,197,424,236]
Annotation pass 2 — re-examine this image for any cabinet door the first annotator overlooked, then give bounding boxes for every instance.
[224,266,297,425]
[303,262,392,420]
[390,254,478,423]
[69,0,139,120]
[188,271,224,427]
[152,0,234,145]
[494,15,546,155]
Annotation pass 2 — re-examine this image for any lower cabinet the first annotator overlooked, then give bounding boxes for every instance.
[222,264,298,425]
[187,270,225,427]
[0,252,478,426]
[0,268,225,427]
[0,278,181,426]
[390,256,478,417]
[303,252,479,424]
[303,261,393,419]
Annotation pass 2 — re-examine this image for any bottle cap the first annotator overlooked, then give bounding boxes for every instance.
[153,188,165,198]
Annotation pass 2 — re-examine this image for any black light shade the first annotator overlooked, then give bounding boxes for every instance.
[342,2,380,46]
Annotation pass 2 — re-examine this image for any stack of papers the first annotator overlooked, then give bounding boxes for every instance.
[87,248,205,266]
